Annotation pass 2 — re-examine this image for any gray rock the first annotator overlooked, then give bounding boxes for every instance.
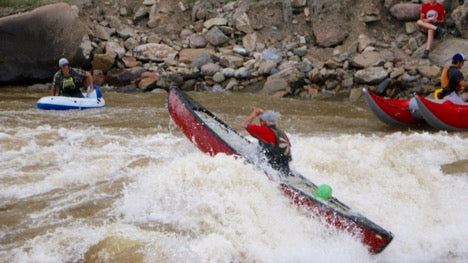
[0,3,87,84]
[234,67,251,79]
[357,34,376,53]
[351,51,382,69]
[417,65,441,79]
[179,48,215,64]
[218,55,244,68]
[204,26,230,46]
[189,34,208,48]
[107,67,145,86]
[342,76,354,89]
[451,3,468,39]
[143,0,156,6]
[106,41,126,59]
[405,22,418,34]
[313,18,349,47]
[233,47,249,56]
[133,43,177,62]
[222,68,236,78]
[257,60,277,75]
[200,63,221,76]
[242,33,257,52]
[225,79,238,90]
[262,49,282,64]
[293,47,308,57]
[93,24,112,40]
[191,52,213,69]
[349,88,362,102]
[156,72,184,89]
[133,6,148,21]
[92,51,116,72]
[213,72,225,83]
[124,37,139,51]
[234,12,253,34]
[354,67,389,84]
[308,68,322,83]
[80,35,93,61]
[108,16,134,39]
[203,18,228,29]
[261,77,289,95]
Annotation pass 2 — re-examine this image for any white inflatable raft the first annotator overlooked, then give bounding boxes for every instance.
[37,86,105,110]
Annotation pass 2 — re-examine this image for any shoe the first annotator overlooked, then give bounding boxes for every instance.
[421,50,429,59]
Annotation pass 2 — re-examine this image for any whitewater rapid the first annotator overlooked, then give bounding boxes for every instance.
[0,89,467,262]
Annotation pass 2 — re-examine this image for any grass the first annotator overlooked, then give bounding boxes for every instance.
[0,0,42,7]
[0,0,78,7]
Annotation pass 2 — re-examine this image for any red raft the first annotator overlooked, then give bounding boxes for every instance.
[363,88,424,126]
[414,94,468,131]
[168,87,393,253]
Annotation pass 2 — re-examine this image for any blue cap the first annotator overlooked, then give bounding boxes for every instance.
[452,53,466,62]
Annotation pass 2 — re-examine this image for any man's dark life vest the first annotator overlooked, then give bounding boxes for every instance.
[257,125,292,166]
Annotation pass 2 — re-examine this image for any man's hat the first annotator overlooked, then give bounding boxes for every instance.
[58,58,69,67]
[452,53,466,62]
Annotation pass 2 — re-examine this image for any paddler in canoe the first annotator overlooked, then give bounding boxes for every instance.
[241,108,292,175]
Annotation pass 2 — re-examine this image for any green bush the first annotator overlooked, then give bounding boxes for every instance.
[0,0,42,7]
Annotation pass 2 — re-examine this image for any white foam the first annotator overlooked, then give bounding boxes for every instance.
[1,126,467,262]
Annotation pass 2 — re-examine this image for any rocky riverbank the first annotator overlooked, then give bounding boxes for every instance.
[0,0,467,100]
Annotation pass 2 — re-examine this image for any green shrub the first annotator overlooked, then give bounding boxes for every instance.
[0,0,42,7]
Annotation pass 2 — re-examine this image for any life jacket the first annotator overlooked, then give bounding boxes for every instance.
[62,76,76,91]
[439,66,461,98]
[258,125,292,165]
[441,66,449,89]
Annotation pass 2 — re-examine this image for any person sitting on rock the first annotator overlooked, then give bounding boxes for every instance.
[51,58,94,98]
[241,108,292,174]
[416,0,447,59]
[440,52,468,102]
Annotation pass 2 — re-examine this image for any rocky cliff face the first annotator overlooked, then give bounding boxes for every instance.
[0,0,466,99]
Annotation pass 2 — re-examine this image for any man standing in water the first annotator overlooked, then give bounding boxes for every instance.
[51,58,94,98]
[241,108,292,174]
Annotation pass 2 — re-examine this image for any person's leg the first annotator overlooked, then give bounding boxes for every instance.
[426,29,435,50]
[417,20,437,59]
[416,20,437,31]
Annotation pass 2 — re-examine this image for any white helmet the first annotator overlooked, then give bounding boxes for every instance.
[260,110,279,125]
[58,58,69,67]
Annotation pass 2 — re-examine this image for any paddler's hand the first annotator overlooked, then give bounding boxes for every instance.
[241,108,264,129]
[253,108,264,116]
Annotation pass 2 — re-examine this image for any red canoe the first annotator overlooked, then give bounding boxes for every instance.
[414,94,468,131]
[363,88,425,126]
[168,87,393,254]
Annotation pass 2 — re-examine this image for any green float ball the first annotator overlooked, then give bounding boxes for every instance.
[314,184,332,201]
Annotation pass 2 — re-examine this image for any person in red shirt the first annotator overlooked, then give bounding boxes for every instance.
[416,0,447,59]
[241,108,292,174]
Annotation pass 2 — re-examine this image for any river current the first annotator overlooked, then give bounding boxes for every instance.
[0,87,467,262]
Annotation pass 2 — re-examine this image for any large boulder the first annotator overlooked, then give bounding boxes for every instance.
[451,3,468,39]
[0,3,88,84]
[430,38,468,76]
[389,3,421,21]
